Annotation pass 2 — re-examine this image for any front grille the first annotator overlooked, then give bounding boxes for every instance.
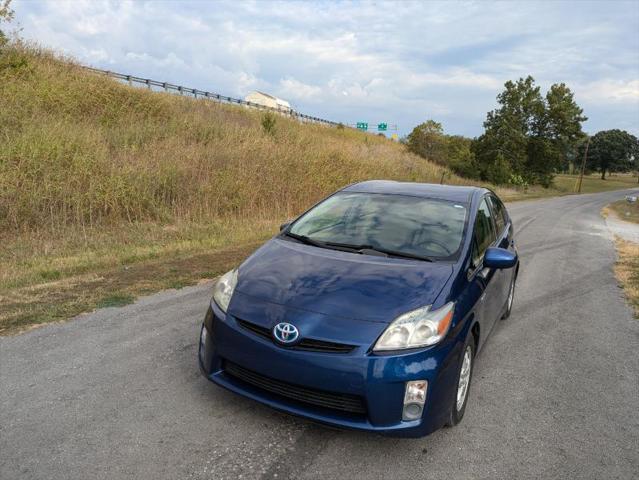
[224,360,366,415]
[295,338,355,353]
[236,318,356,354]
[236,318,271,340]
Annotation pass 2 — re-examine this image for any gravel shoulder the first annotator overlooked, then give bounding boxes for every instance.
[605,203,639,243]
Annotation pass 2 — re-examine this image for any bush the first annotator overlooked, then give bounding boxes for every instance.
[261,112,277,136]
[479,153,513,185]
[446,136,479,179]
[406,120,447,165]
[509,174,529,190]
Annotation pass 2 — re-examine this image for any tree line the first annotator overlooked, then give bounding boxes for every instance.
[406,76,639,187]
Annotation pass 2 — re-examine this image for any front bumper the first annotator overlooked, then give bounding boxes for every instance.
[199,302,462,438]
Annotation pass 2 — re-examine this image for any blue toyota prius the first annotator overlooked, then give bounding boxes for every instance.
[198,181,519,437]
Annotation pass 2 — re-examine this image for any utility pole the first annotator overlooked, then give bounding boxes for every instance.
[577,137,590,193]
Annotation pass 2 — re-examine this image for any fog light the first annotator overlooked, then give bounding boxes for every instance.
[403,403,423,420]
[403,380,427,421]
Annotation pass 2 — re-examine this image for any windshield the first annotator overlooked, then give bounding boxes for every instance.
[287,192,468,259]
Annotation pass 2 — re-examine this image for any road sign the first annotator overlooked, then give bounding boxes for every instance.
[391,133,399,141]
[356,122,368,131]
[377,123,387,131]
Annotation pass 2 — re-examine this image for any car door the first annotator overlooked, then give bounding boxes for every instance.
[468,197,500,340]
[489,194,513,299]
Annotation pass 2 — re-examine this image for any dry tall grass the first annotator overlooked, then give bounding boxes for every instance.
[1,43,474,233]
[614,238,639,318]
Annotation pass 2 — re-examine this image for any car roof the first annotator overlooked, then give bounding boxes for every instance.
[342,180,485,204]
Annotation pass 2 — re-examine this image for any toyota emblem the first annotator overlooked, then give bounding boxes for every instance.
[273,322,300,344]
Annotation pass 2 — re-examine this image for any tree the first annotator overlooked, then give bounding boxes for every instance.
[406,120,447,165]
[472,135,513,184]
[585,130,638,180]
[544,83,588,172]
[446,135,478,178]
[405,120,481,178]
[474,76,544,183]
[633,138,639,183]
[473,76,586,186]
[0,0,14,46]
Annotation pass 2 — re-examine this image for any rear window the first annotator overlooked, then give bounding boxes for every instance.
[289,192,468,259]
[488,195,507,235]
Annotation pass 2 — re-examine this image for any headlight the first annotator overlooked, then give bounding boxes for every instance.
[374,302,454,351]
[212,268,238,313]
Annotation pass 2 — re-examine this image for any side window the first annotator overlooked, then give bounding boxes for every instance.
[488,195,507,235]
[472,198,496,267]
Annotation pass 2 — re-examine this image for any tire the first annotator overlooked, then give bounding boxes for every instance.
[446,336,476,427]
[501,273,516,320]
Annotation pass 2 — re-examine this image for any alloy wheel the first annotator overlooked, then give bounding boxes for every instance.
[456,346,472,412]
[507,279,515,311]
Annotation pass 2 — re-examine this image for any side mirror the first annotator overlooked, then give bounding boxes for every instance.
[279,221,292,232]
[484,247,517,269]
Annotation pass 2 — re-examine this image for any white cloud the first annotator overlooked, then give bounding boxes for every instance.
[279,77,322,100]
[576,79,639,104]
[12,0,639,136]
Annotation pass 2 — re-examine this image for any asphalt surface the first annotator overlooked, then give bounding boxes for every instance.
[2,188,638,480]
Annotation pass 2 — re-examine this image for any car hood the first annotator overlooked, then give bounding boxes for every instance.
[233,238,454,324]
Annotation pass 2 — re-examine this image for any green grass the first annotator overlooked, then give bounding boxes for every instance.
[553,174,638,194]
[167,279,191,290]
[39,270,63,281]
[97,293,135,309]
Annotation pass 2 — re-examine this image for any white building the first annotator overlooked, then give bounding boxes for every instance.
[244,91,292,113]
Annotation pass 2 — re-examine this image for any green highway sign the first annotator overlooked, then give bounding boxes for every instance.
[377,123,387,131]
[356,122,368,131]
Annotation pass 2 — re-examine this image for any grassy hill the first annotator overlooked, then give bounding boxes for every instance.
[1,43,636,334]
[0,43,484,333]
[1,44,480,231]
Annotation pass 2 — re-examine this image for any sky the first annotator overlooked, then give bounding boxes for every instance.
[11,0,639,137]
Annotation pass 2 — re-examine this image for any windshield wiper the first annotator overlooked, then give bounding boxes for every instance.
[323,241,434,262]
[284,234,434,262]
[283,231,327,248]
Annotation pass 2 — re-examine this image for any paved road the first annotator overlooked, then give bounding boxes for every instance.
[2,189,638,480]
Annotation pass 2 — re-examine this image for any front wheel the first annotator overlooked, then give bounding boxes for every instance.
[446,338,475,427]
